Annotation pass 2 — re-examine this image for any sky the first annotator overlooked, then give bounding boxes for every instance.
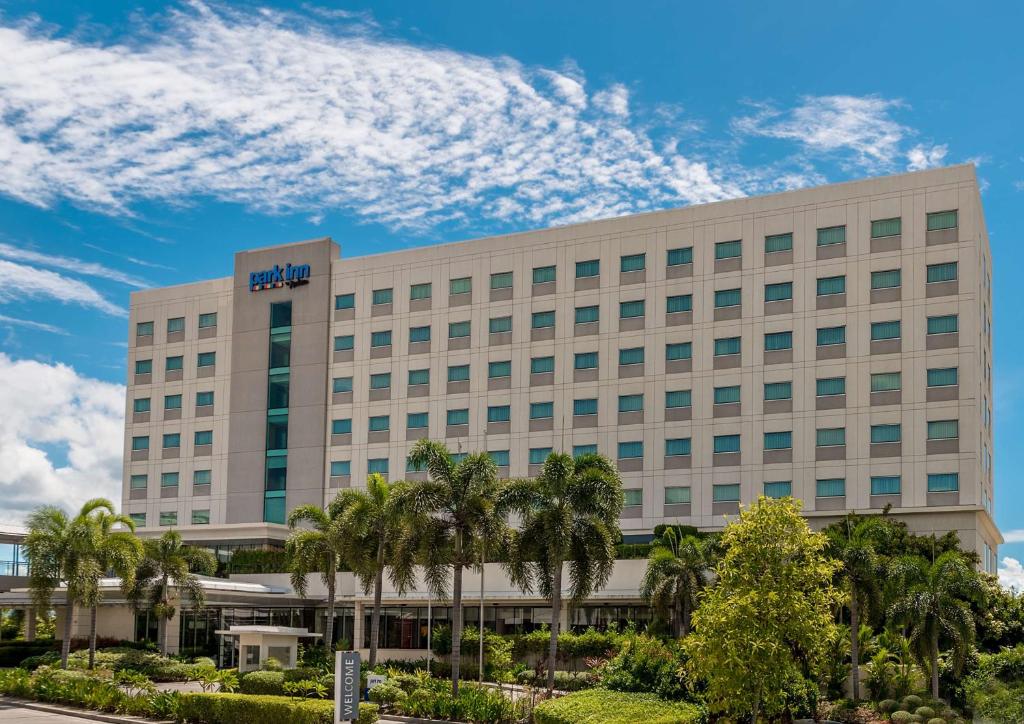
[0,0,1022,582]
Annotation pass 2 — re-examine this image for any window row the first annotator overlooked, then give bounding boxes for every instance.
[133,391,215,413]
[129,469,212,490]
[129,510,210,528]
[131,431,214,450]
[135,313,218,338]
[135,352,216,376]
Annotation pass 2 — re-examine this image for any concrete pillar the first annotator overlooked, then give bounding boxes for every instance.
[25,607,35,642]
[352,601,364,651]
[164,608,182,655]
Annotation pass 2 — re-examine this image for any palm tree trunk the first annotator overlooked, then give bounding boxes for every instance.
[88,604,98,669]
[680,596,690,638]
[159,573,169,655]
[547,558,563,693]
[60,602,73,669]
[325,567,336,653]
[931,629,940,699]
[850,594,860,701]
[369,539,385,667]
[451,533,463,696]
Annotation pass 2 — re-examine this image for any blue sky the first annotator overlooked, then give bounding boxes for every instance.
[0,0,1022,576]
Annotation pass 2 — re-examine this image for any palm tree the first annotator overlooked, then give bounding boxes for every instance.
[402,439,503,695]
[888,550,986,699]
[286,502,350,652]
[826,516,890,701]
[126,531,217,655]
[499,452,623,692]
[330,473,418,668]
[640,528,709,638]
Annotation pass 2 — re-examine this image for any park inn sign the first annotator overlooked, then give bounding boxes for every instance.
[249,262,311,292]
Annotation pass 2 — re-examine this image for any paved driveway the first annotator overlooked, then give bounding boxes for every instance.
[0,701,93,722]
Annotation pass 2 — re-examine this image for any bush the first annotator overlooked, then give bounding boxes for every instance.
[928,719,946,724]
[60,647,195,681]
[240,670,286,696]
[0,641,56,667]
[533,689,705,724]
[398,681,521,723]
[178,693,378,724]
[598,633,688,701]
[916,706,936,719]
[891,712,914,723]
[368,681,406,708]
[878,699,900,714]
[515,669,598,691]
[902,695,924,710]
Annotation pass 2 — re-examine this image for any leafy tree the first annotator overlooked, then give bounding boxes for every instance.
[888,550,986,698]
[402,439,503,695]
[641,528,710,637]
[125,530,217,655]
[499,452,622,692]
[683,497,843,722]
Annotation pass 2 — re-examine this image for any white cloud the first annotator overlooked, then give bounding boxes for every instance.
[999,557,1024,592]
[0,242,147,287]
[0,353,125,526]
[0,259,126,317]
[0,314,67,335]
[1002,529,1024,544]
[906,143,948,171]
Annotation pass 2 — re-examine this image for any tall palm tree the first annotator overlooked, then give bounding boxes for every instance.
[331,473,418,667]
[640,528,709,638]
[499,452,623,693]
[826,516,890,701]
[402,439,503,695]
[888,550,986,698]
[286,502,349,652]
[126,531,217,655]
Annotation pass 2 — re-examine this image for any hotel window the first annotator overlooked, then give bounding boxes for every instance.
[370,372,391,390]
[370,330,392,347]
[576,259,600,278]
[368,458,389,475]
[714,386,740,405]
[334,335,354,351]
[449,320,471,338]
[764,381,791,401]
[410,325,431,343]
[160,433,180,449]
[270,301,291,328]
[135,359,152,375]
[764,331,793,351]
[406,457,425,473]
[715,240,742,259]
[714,289,741,308]
[816,427,845,447]
[410,282,432,300]
[666,438,691,457]
[450,277,471,296]
[714,337,741,356]
[816,377,845,396]
[816,478,846,498]
[927,315,958,335]
[871,218,901,238]
[192,510,210,525]
[816,225,846,246]
[618,394,643,413]
[765,282,792,302]
[198,312,217,328]
[407,412,428,429]
[666,390,691,408]
[871,269,901,289]
[332,419,352,435]
[712,484,740,502]
[927,420,959,440]
[487,405,511,423]
[871,424,902,444]
[871,372,901,392]
[618,441,643,459]
[927,210,958,231]
[667,247,693,266]
[196,391,214,407]
[489,450,510,467]
[574,352,598,370]
[620,253,646,272]
[532,311,555,328]
[167,317,185,334]
[816,326,845,346]
[164,394,182,410]
[531,356,554,374]
[159,512,177,527]
[530,401,554,419]
[763,481,792,499]
[620,300,645,319]
[447,364,470,382]
[408,369,429,386]
[490,271,513,289]
[334,293,355,310]
[369,415,390,432]
[619,347,644,366]
[871,320,901,340]
[166,356,183,371]
[575,305,599,324]
[871,476,901,496]
[927,473,959,493]
[666,342,692,361]
[194,470,211,485]
[623,489,643,507]
[816,276,845,296]
[136,321,154,337]
[489,316,512,334]
[764,232,792,253]
[667,294,692,313]
[488,360,511,378]
[333,376,353,393]
[533,265,556,284]
[132,436,149,451]
[573,398,598,416]
[161,472,179,488]
[927,367,958,387]
[763,431,791,450]
[530,447,553,464]
[447,409,469,426]
[372,288,393,305]
[927,262,958,283]
[665,486,691,504]
[194,430,212,446]
[133,398,151,413]
[713,435,740,454]
[130,474,147,490]
[573,444,597,458]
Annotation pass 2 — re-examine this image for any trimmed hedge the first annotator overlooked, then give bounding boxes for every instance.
[533,689,705,724]
[0,642,55,667]
[239,670,286,695]
[177,693,378,724]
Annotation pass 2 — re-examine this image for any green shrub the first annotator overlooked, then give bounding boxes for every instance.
[515,669,598,691]
[598,633,688,701]
[192,657,217,668]
[878,699,899,714]
[368,681,407,708]
[534,689,705,724]
[64,647,195,681]
[239,669,286,696]
[0,641,56,667]
[927,719,946,724]
[902,695,924,710]
[19,651,61,669]
[891,712,914,723]
[178,693,378,724]
[916,706,936,719]
[394,679,522,722]
[284,667,323,683]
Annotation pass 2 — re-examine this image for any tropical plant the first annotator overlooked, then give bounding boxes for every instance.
[124,531,217,655]
[402,439,504,695]
[499,451,622,693]
[190,665,238,693]
[888,550,986,698]
[640,528,709,637]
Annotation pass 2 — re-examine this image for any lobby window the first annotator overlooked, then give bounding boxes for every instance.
[132,436,149,451]
[489,316,512,334]
[713,435,740,454]
[531,356,554,374]
[574,398,598,416]
[334,293,355,310]
[576,259,600,278]
[161,472,179,488]
[533,265,556,284]
[490,271,513,290]
[450,277,471,296]
[530,401,554,419]
[574,352,598,370]
[449,320,471,338]
[333,376,353,393]
[870,269,901,290]
[714,337,741,356]
[410,282,432,301]
[573,444,597,458]
[369,415,390,432]
[816,478,846,498]
[133,398,151,413]
[871,320,901,340]
[332,419,352,435]
[410,325,431,343]
[764,381,792,401]
[532,311,555,328]
[666,438,691,457]
[164,394,182,410]
[927,367,958,387]
[763,481,792,499]
[370,330,392,347]
[407,412,429,429]
[487,405,511,423]
[714,386,740,405]
[816,275,846,296]
[167,317,185,334]
[619,300,645,319]
[618,441,643,459]
[715,240,742,259]
[194,430,213,446]
[334,335,354,351]
[816,225,846,246]
[871,372,902,392]
[488,360,511,378]
[927,315,958,335]
[194,470,211,485]
[764,331,793,351]
[620,253,645,272]
[623,489,643,508]
[489,450,510,467]
[370,372,391,390]
[927,473,959,493]
[871,424,902,444]
[712,484,740,502]
[619,347,644,366]
[197,351,216,367]
[871,475,901,496]
[372,288,393,305]
[530,447,553,464]
[130,474,147,490]
[665,486,691,504]
[575,305,599,324]
[130,513,146,527]
[765,282,792,302]
[667,246,694,266]
[816,428,845,447]
[816,326,845,346]
[666,342,692,361]
[927,420,959,440]
[196,391,214,407]
[667,294,692,313]
[927,262,958,283]
[666,390,691,409]
[447,408,469,426]
[871,218,901,238]
[618,394,643,413]
[764,232,792,253]
[368,458,389,475]
[135,359,152,375]
[331,461,351,477]
[166,356,183,372]
[447,364,470,382]
[163,433,181,449]
[198,312,217,329]
[137,321,154,337]
[191,510,210,525]
[927,210,958,231]
[408,368,429,386]
[159,512,177,527]
[816,377,845,397]
[714,289,741,308]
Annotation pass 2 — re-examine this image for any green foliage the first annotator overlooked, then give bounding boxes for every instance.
[915,705,936,718]
[891,711,914,723]
[283,678,330,699]
[177,693,379,724]
[239,669,286,695]
[223,548,289,574]
[190,665,239,693]
[0,642,57,667]
[963,644,1024,723]
[878,698,899,713]
[975,575,1024,652]
[641,531,711,637]
[533,689,705,724]
[428,624,515,680]
[515,669,598,691]
[394,679,523,723]
[0,665,182,718]
[263,656,285,671]
[598,633,689,701]
[901,694,924,710]
[368,680,407,707]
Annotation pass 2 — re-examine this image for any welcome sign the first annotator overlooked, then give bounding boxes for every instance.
[249,263,311,292]
[334,650,360,723]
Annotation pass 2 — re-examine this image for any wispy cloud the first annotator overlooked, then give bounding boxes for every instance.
[1000,556,1024,592]
[0,314,67,335]
[0,242,148,287]
[1002,530,1024,544]
[0,259,126,317]
[83,243,175,271]
[906,143,948,171]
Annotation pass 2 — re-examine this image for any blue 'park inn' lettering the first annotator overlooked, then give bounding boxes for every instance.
[249,263,311,291]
